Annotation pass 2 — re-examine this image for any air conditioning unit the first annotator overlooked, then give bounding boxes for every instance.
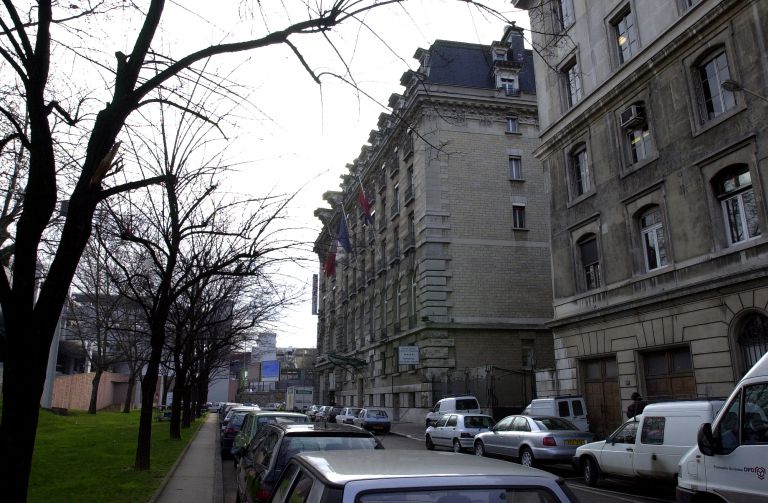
[620,104,645,128]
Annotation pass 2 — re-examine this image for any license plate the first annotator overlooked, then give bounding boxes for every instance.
[373,425,384,430]
[565,439,586,446]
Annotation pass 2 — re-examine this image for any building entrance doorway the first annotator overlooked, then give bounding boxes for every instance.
[582,356,621,438]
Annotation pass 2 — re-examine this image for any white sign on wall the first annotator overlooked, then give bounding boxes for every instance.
[398,346,420,365]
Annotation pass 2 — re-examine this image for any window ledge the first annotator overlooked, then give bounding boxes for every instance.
[505,130,522,135]
[512,227,529,232]
[567,190,597,209]
[509,177,526,183]
[690,104,747,138]
[620,153,660,179]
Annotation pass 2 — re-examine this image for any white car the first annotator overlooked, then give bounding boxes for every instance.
[336,407,362,425]
[425,413,495,453]
[269,450,579,503]
[425,395,481,427]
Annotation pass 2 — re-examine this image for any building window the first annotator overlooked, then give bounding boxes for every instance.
[613,7,638,64]
[569,145,591,197]
[695,49,736,122]
[562,58,582,108]
[512,205,526,229]
[394,279,401,327]
[409,270,417,326]
[577,234,601,290]
[554,0,574,31]
[500,78,518,95]
[639,207,667,272]
[509,156,523,180]
[619,102,653,165]
[714,165,760,245]
[506,116,519,133]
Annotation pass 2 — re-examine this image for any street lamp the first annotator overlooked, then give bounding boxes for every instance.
[722,79,768,103]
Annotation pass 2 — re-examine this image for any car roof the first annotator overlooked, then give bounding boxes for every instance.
[266,422,372,435]
[244,411,308,419]
[293,451,560,485]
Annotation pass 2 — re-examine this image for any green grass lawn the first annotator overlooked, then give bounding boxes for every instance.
[26,407,202,503]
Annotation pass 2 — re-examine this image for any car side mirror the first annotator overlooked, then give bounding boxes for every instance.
[698,423,717,456]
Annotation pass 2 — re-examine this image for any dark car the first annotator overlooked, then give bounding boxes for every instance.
[221,410,254,458]
[235,422,382,503]
[327,406,343,423]
[353,408,391,434]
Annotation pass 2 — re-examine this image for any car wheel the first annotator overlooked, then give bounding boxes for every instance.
[426,435,435,450]
[474,441,485,457]
[452,439,462,453]
[582,456,599,487]
[519,447,535,468]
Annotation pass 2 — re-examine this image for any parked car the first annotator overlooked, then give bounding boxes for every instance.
[231,411,310,459]
[574,400,723,487]
[426,413,495,453]
[222,406,260,430]
[677,351,768,503]
[523,396,590,432]
[221,409,258,458]
[474,415,594,468]
[235,422,382,503]
[313,405,333,422]
[327,406,343,423]
[219,402,242,423]
[425,395,481,427]
[269,450,579,503]
[305,405,320,420]
[336,407,362,425]
[354,408,391,434]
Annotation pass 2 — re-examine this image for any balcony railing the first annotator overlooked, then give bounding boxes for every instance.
[389,244,400,264]
[378,217,387,233]
[390,202,400,220]
[388,152,400,177]
[404,184,414,205]
[376,256,386,274]
[502,87,521,97]
[403,233,415,254]
[400,133,414,159]
[377,171,387,193]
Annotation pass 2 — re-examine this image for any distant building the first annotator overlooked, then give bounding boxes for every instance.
[313,26,553,421]
[515,0,768,436]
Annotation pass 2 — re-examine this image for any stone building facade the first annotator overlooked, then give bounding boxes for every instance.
[313,26,554,422]
[515,0,768,437]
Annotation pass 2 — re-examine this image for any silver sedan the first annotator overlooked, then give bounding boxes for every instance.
[474,415,594,468]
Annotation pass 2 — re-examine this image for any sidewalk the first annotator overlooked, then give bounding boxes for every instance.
[151,413,223,503]
[149,415,424,503]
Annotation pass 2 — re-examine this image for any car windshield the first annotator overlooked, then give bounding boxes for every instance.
[463,416,494,428]
[348,408,362,415]
[368,409,388,418]
[358,488,559,503]
[533,417,578,431]
[456,399,479,410]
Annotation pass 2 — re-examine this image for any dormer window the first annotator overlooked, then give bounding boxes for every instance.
[493,49,507,61]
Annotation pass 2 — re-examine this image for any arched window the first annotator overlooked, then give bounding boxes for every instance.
[713,165,760,245]
[639,206,668,272]
[737,313,768,372]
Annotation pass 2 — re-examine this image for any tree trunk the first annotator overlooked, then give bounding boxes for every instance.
[123,370,137,413]
[88,368,104,414]
[134,342,162,470]
[182,385,193,428]
[170,375,184,440]
[0,322,50,502]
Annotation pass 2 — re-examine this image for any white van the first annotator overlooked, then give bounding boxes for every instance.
[523,396,589,432]
[574,400,723,486]
[425,395,481,427]
[677,351,768,503]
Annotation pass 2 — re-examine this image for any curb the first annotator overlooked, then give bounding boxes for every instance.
[147,415,208,503]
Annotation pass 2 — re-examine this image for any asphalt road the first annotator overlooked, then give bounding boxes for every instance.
[222,432,676,503]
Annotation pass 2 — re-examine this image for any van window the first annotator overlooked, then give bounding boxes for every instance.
[456,399,479,410]
[641,417,665,445]
[718,395,741,453]
[612,422,638,444]
[572,400,584,416]
[742,384,768,444]
[557,401,570,417]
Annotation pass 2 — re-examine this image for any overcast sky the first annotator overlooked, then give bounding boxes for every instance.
[165,1,531,348]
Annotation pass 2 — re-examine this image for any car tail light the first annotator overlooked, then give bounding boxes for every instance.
[255,488,271,502]
[460,432,473,438]
[224,428,236,435]
[543,436,557,447]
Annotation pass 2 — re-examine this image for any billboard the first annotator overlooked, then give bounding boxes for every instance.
[260,360,280,382]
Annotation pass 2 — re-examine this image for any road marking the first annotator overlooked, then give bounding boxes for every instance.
[568,484,674,503]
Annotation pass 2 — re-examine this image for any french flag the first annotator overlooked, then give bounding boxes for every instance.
[323,243,336,277]
[357,188,374,226]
